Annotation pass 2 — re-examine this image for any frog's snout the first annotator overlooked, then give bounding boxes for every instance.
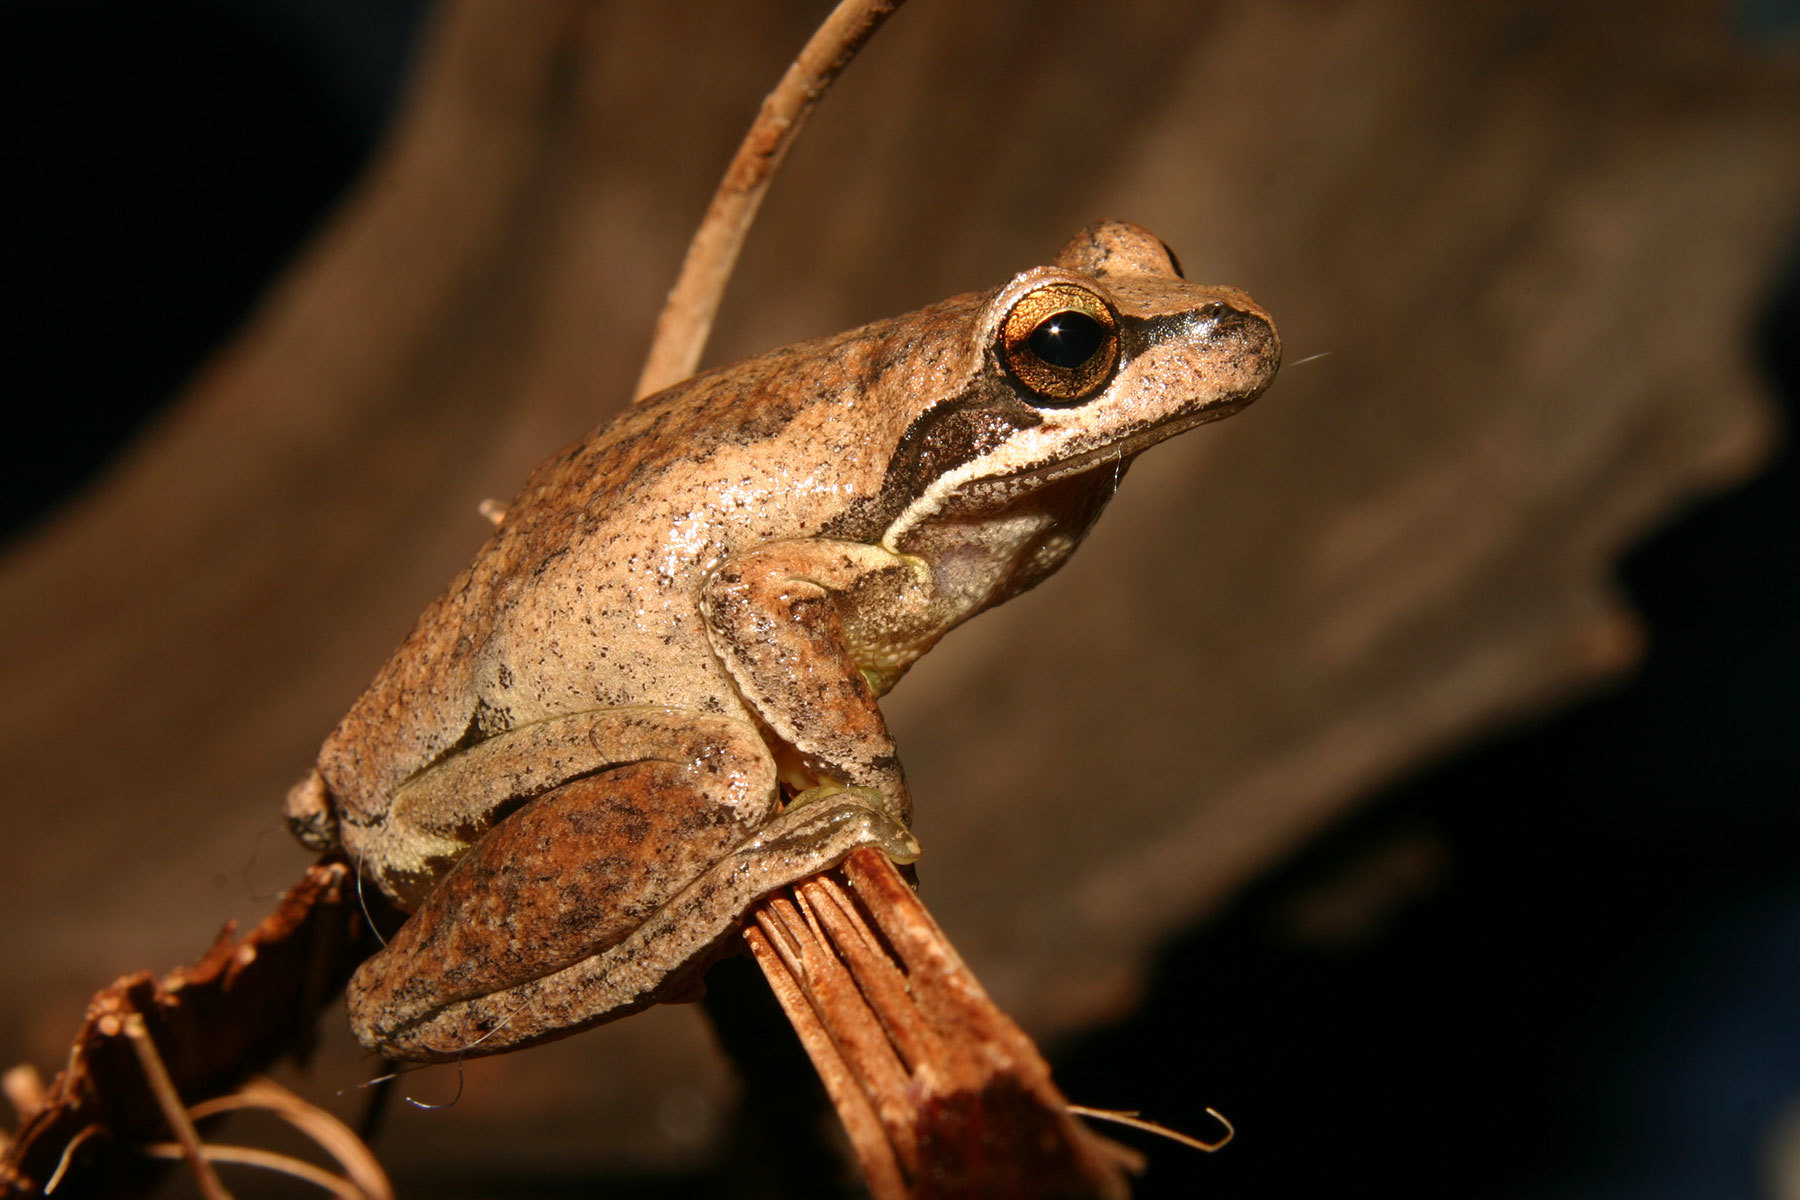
[1207,292,1281,393]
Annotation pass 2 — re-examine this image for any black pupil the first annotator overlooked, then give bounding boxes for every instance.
[1027,310,1104,369]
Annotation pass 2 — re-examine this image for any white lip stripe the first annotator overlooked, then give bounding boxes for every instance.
[880,400,1240,549]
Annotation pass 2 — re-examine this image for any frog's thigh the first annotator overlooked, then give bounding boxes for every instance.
[386,706,776,849]
[350,757,759,1055]
[353,792,920,1061]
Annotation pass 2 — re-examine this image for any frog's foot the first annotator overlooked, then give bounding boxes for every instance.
[784,780,910,830]
[353,791,918,1061]
[753,788,921,868]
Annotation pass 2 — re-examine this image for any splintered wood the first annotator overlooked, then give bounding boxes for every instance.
[746,848,1138,1200]
[0,861,389,1197]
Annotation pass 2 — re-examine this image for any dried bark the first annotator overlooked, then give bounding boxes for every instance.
[0,862,391,1196]
[746,849,1139,1199]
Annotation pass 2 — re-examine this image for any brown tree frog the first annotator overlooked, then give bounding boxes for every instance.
[285,221,1279,1061]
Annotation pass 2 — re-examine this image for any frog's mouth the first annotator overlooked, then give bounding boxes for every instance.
[1000,395,1260,489]
[895,388,1262,537]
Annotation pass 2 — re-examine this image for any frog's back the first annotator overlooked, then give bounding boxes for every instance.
[317,296,983,818]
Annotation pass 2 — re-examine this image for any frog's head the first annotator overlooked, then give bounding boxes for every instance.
[869,220,1278,568]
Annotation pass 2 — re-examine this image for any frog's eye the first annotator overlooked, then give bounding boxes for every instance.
[998,283,1120,404]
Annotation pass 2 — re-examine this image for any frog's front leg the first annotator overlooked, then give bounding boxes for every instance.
[702,539,942,825]
[346,709,917,1060]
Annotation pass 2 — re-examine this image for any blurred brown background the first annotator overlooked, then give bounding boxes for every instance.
[3,1,1798,1195]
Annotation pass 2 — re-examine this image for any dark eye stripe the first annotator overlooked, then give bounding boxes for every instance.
[820,378,1044,542]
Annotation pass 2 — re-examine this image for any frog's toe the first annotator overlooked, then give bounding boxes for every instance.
[787,782,912,836]
[880,825,923,865]
[764,792,921,865]
[845,805,922,864]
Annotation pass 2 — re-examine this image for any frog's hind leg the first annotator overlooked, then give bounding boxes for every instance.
[348,759,918,1061]
[361,706,780,911]
[348,759,746,1052]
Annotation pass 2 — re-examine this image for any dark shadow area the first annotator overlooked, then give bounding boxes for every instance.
[1056,236,1800,1198]
[0,0,420,545]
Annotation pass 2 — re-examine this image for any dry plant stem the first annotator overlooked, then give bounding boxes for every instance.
[1066,1105,1235,1155]
[138,1142,366,1199]
[122,1014,229,1200]
[15,949,390,1194]
[1,861,386,1197]
[44,1127,107,1195]
[745,848,1136,1200]
[745,921,908,1199]
[188,1077,393,1200]
[633,0,907,399]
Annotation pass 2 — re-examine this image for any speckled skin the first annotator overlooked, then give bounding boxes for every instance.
[287,221,1279,1059]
